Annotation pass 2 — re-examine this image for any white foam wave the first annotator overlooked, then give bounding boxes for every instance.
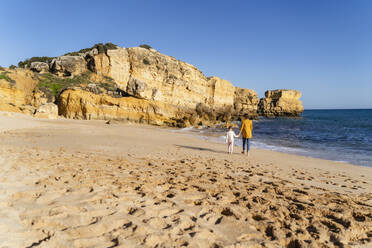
[177,127,195,132]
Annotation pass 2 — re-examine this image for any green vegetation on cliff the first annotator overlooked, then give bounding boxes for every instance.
[64,42,118,56]
[38,73,83,100]
[0,71,16,85]
[18,56,55,68]
[37,72,117,101]
[139,44,153,50]
[17,43,119,68]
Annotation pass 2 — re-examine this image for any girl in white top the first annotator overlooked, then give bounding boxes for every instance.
[226,126,239,154]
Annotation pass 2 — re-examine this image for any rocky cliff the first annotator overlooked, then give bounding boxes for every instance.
[258,90,304,117]
[0,68,58,117]
[0,69,37,113]
[88,46,239,110]
[58,88,182,126]
[234,87,259,116]
[1,43,304,125]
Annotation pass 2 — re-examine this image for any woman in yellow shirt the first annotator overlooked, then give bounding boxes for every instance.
[238,114,253,155]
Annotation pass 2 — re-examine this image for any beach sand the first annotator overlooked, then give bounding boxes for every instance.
[0,112,371,247]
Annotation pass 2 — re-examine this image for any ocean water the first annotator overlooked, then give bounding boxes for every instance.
[181,109,372,167]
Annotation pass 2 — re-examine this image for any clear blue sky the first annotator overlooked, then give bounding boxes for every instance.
[1,0,371,109]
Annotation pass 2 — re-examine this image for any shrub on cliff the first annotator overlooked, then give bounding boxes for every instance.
[139,44,152,50]
[37,72,92,101]
[102,42,118,50]
[64,42,119,56]
[64,48,92,56]
[37,72,118,102]
[98,75,117,93]
[0,71,16,85]
[9,65,17,69]
[18,56,55,68]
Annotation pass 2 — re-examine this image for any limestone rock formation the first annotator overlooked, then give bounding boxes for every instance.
[258,90,304,117]
[30,62,49,73]
[207,76,235,108]
[58,88,184,126]
[0,69,39,113]
[90,47,238,110]
[234,87,259,116]
[50,56,87,76]
[34,103,58,119]
[3,44,304,124]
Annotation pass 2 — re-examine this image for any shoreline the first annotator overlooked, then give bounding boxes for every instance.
[1,111,371,183]
[0,112,371,247]
[1,110,371,168]
[176,125,371,169]
[1,111,371,190]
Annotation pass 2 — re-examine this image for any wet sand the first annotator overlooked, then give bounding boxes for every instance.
[0,112,371,247]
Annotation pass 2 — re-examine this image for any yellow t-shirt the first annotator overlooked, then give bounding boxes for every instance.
[240,119,253,138]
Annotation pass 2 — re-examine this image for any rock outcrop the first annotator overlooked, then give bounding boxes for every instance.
[58,88,184,126]
[234,87,259,116]
[2,44,304,125]
[208,76,235,108]
[34,103,58,119]
[30,62,49,73]
[90,47,238,110]
[0,69,39,113]
[258,90,304,117]
[50,56,87,77]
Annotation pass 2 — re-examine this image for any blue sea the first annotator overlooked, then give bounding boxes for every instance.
[183,109,372,167]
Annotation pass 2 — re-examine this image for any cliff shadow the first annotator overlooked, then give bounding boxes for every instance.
[174,145,227,154]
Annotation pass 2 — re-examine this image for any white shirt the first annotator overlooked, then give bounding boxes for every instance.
[226,130,238,143]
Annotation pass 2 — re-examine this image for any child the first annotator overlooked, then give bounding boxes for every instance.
[226,126,239,154]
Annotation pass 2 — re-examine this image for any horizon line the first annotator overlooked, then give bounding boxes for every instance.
[304,108,372,110]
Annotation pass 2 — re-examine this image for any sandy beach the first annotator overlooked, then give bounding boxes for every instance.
[0,112,371,248]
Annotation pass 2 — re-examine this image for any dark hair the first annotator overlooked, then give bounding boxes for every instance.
[228,126,233,130]
[244,113,249,118]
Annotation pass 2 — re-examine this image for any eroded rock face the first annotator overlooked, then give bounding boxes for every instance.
[4,45,304,124]
[22,45,263,122]
[207,76,235,108]
[258,90,304,117]
[30,62,49,73]
[34,103,58,119]
[234,87,259,116]
[0,69,39,113]
[90,47,242,110]
[122,47,212,108]
[58,88,183,126]
[50,56,87,76]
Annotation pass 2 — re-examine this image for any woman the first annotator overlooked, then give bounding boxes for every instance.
[238,114,253,155]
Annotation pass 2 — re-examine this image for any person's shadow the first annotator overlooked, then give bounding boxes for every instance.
[175,145,227,154]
